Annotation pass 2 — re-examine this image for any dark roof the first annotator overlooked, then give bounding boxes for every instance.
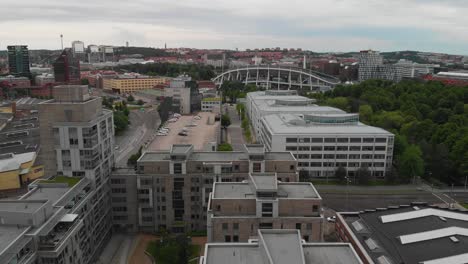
[341,204,468,264]
[0,117,40,155]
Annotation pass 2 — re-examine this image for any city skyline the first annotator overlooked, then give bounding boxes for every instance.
[1,0,468,54]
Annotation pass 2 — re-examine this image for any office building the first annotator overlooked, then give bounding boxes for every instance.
[207,173,323,243]
[200,229,362,264]
[99,46,114,62]
[110,144,298,233]
[53,49,80,84]
[246,91,394,179]
[164,75,193,114]
[7,45,31,78]
[358,50,402,82]
[103,74,169,94]
[0,175,111,264]
[201,97,221,112]
[395,59,440,78]
[71,41,86,62]
[336,203,468,264]
[87,45,100,63]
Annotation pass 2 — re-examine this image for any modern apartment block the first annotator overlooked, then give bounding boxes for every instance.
[246,91,394,179]
[110,144,298,233]
[394,59,440,79]
[207,173,323,243]
[0,175,111,264]
[38,85,115,179]
[358,50,402,82]
[7,45,31,78]
[200,229,362,264]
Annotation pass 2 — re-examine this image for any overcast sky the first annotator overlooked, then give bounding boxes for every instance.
[1,0,467,54]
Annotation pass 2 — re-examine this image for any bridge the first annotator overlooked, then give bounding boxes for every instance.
[212,66,340,92]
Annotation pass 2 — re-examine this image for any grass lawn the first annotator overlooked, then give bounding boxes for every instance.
[41,176,81,187]
[461,203,468,209]
[147,239,200,264]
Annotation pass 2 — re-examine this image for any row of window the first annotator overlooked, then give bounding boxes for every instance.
[294,154,386,160]
[298,162,386,168]
[286,146,387,151]
[286,137,388,143]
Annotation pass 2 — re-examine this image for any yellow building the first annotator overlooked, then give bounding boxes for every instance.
[103,76,169,94]
[0,152,44,190]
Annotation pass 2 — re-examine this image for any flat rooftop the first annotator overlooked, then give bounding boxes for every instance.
[22,185,70,202]
[0,225,29,255]
[0,200,46,213]
[0,116,40,155]
[213,182,319,199]
[341,204,468,264]
[203,230,361,264]
[263,114,393,135]
[138,150,295,163]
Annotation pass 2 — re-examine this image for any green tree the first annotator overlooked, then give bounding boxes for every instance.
[398,145,424,183]
[359,105,373,123]
[221,114,231,128]
[137,99,144,105]
[334,166,347,183]
[325,97,349,111]
[80,78,89,85]
[127,94,135,102]
[357,166,371,185]
[114,111,129,133]
[127,146,143,166]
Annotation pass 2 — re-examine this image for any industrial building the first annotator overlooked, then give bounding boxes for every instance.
[336,203,468,264]
[207,173,323,243]
[103,73,169,94]
[246,91,394,179]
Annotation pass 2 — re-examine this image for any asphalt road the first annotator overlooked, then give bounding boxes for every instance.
[114,106,160,167]
[226,104,245,151]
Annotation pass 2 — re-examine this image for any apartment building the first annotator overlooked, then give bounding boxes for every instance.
[358,50,402,82]
[246,91,394,179]
[102,74,169,94]
[164,75,193,114]
[34,85,114,263]
[394,59,440,79]
[110,144,298,233]
[0,176,111,264]
[200,229,362,264]
[207,173,323,243]
[201,97,221,112]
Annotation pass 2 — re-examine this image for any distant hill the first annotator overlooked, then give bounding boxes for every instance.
[381,50,429,64]
[114,47,170,58]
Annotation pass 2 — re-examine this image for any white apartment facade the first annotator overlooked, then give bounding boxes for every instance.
[358,50,402,82]
[246,91,394,179]
[395,59,440,78]
[164,76,192,114]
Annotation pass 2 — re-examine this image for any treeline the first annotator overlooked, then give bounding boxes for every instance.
[115,63,216,80]
[114,47,170,58]
[312,79,468,185]
[220,81,261,102]
[102,97,130,134]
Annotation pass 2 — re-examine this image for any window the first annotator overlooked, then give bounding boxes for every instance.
[259,223,273,229]
[337,138,349,143]
[303,235,309,242]
[233,223,239,230]
[298,138,310,143]
[233,235,239,242]
[375,146,386,151]
[298,162,309,167]
[311,138,323,143]
[324,146,335,151]
[111,178,126,184]
[222,223,228,230]
[173,163,182,174]
[225,236,231,242]
[112,197,127,203]
[362,146,373,151]
[298,146,310,151]
[262,203,273,217]
[337,146,348,151]
[349,146,361,151]
[310,154,322,159]
[374,154,385,159]
[376,138,387,143]
[324,154,335,159]
[311,146,322,151]
[286,138,297,143]
[336,154,347,159]
[285,146,297,151]
[111,188,126,193]
[253,163,262,173]
[324,138,336,143]
[350,138,361,143]
[234,164,240,171]
[298,154,310,159]
[296,223,302,230]
[312,205,318,212]
[290,165,295,170]
[310,162,321,167]
[363,138,374,143]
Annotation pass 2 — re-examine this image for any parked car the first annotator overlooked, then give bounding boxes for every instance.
[178,131,188,136]
[194,116,201,120]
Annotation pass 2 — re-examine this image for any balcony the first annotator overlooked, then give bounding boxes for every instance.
[38,216,82,252]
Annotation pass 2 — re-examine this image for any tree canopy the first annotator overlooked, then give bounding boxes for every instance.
[314,79,468,184]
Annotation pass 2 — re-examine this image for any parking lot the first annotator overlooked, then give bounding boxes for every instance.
[147,112,219,151]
